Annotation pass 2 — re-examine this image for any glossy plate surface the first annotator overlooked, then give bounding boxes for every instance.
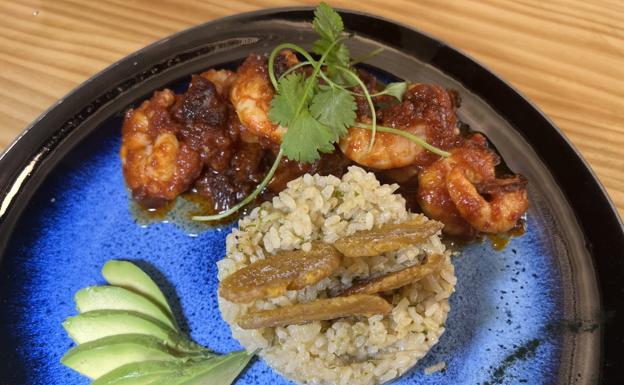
[0,7,622,385]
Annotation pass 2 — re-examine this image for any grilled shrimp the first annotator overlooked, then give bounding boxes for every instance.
[417,136,528,235]
[201,69,236,96]
[447,169,528,234]
[230,51,299,143]
[339,83,461,170]
[417,154,475,236]
[120,90,202,207]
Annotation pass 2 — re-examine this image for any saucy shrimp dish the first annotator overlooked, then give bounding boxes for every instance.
[60,4,530,385]
[120,52,527,238]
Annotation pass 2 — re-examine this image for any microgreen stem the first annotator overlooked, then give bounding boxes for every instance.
[267,41,347,93]
[192,148,284,221]
[336,65,377,151]
[370,89,393,98]
[316,77,400,99]
[268,43,318,90]
[319,81,378,98]
[278,61,313,80]
[350,47,384,65]
[354,123,451,158]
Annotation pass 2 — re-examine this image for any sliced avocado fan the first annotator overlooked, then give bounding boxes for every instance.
[61,260,252,385]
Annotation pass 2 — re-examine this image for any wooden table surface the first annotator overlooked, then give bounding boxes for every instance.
[0,0,622,217]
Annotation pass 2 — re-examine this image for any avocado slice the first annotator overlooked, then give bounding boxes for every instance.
[178,351,252,385]
[149,351,253,385]
[75,286,176,330]
[91,360,191,385]
[91,355,239,385]
[63,310,202,353]
[102,261,174,321]
[60,334,192,379]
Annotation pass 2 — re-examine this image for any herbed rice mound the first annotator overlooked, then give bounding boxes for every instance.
[218,166,456,385]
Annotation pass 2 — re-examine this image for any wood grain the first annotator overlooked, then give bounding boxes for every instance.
[0,0,622,217]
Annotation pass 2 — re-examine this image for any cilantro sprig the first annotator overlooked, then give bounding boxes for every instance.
[193,2,450,222]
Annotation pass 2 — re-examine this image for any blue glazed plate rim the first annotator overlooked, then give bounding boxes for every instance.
[0,6,623,383]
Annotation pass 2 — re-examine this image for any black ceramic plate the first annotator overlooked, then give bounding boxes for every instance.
[0,7,623,385]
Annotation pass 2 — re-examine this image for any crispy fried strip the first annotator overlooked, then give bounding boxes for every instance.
[339,254,444,296]
[333,217,443,258]
[219,242,341,303]
[237,294,392,329]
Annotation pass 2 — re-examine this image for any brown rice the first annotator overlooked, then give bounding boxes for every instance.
[217,166,456,385]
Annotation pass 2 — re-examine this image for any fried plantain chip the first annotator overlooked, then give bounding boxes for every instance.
[219,242,341,303]
[237,294,392,329]
[339,253,444,296]
[333,217,443,257]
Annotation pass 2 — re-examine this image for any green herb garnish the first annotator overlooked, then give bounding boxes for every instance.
[194,2,449,222]
[61,260,253,385]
